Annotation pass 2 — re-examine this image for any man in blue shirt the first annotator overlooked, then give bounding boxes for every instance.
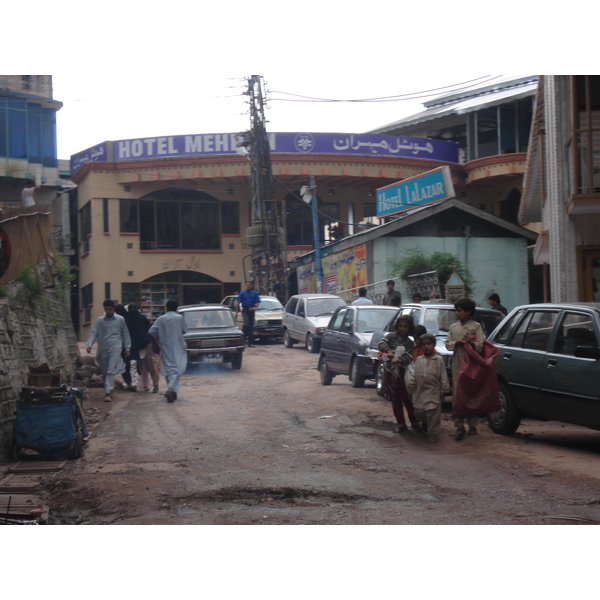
[235,281,261,347]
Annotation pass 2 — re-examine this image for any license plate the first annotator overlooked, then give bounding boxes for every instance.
[200,353,223,364]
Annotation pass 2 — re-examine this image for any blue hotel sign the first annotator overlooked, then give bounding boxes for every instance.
[376,166,455,217]
[71,132,459,172]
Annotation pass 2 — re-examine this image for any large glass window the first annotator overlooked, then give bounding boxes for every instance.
[0,99,57,166]
[221,201,240,234]
[121,189,221,250]
[553,312,598,356]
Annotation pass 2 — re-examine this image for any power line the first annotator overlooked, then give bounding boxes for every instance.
[268,76,501,104]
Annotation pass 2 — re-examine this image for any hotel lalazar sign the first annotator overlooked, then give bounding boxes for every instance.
[70,132,459,172]
[376,166,455,217]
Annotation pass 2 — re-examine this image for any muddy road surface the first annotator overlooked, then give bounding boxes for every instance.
[40,343,600,525]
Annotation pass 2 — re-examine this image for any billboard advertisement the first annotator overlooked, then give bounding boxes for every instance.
[298,244,367,294]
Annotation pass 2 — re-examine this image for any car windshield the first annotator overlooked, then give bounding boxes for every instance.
[257,299,283,311]
[307,297,346,317]
[356,309,398,333]
[421,308,458,334]
[183,309,235,329]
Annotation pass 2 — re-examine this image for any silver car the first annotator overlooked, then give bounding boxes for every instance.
[282,293,347,353]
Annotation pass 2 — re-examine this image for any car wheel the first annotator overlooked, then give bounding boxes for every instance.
[350,359,366,388]
[319,356,333,386]
[231,354,243,370]
[284,330,295,348]
[375,362,386,397]
[306,333,320,354]
[487,381,521,435]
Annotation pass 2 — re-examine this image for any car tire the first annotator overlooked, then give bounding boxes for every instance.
[231,354,243,370]
[284,330,295,348]
[487,381,521,435]
[319,356,334,386]
[375,362,386,397]
[350,358,366,388]
[306,333,320,354]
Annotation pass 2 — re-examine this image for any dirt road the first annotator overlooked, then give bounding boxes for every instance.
[41,342,600,524]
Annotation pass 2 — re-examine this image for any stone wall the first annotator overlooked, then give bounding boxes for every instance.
[0,280,79,459]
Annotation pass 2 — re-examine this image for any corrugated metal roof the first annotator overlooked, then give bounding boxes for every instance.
[370,78,538,134]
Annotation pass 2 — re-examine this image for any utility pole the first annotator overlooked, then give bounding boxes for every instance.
[242,75,287,302]
[301,176,324,292]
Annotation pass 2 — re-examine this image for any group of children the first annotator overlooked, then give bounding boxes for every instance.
[378,297,484,443]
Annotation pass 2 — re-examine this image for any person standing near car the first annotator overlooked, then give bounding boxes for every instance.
[382,280,402,306]
[352,287,373,305]
[487,293,508,316]
[378,315,421,434]
[149,299,188,403]
[235,281,260,347]
[445,297,485,440]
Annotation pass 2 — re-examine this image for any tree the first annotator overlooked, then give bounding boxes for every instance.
[390,247,475,297]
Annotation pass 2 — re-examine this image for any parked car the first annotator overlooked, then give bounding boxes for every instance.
[221,295,238,311]
[221,294,285,343]
[363,302,504,397]
[283,293,347,353]
[178,304,245,369]
[318,305,400,387]
[486,303,600,435]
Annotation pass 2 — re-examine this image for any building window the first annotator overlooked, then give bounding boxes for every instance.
[81,282,93,324]
[80,201,91,254]
[122,188,221,250]
[0,98,57,166]
[103,199,109,233]
[572,75,600,194]
[104,282,111,301]
[120,199,138,232]
[221,201,240,234]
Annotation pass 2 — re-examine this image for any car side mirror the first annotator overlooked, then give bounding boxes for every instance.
[574,345,600,360]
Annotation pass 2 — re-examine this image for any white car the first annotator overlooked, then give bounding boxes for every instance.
[282,293,347,353]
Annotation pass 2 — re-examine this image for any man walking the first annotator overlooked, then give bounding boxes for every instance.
[382,280,402,306]
[87,299,131,402]
[235,281,261,346]
[149,299,188,403]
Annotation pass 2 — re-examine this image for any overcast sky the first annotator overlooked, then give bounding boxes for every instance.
[4,0,590,162]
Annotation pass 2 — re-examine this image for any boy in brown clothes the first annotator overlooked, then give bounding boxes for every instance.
[407,333,450,443]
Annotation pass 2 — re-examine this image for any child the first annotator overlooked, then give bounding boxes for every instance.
[445,297,485,440]
[378,315,421,433]
[412,324,428,362]
[407,333,450,443]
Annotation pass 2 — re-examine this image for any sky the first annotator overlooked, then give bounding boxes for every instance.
[3,0,593,162]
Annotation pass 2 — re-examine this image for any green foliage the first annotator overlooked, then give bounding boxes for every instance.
[53,253,76,301]
[15,264,42,295]
[0,286,7,298]
[390,247,476,297]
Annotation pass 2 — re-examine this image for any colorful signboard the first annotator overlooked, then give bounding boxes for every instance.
[70,132,459,172]
[298,244,367,294]
[376,166,455,217]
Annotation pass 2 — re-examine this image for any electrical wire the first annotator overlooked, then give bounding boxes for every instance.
[268,76,502,104]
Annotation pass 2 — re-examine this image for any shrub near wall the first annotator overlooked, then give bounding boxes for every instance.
[0,278,79,459]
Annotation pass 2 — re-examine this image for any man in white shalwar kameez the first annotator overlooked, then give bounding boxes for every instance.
[87,299,131,401]
[148,299,188,402]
